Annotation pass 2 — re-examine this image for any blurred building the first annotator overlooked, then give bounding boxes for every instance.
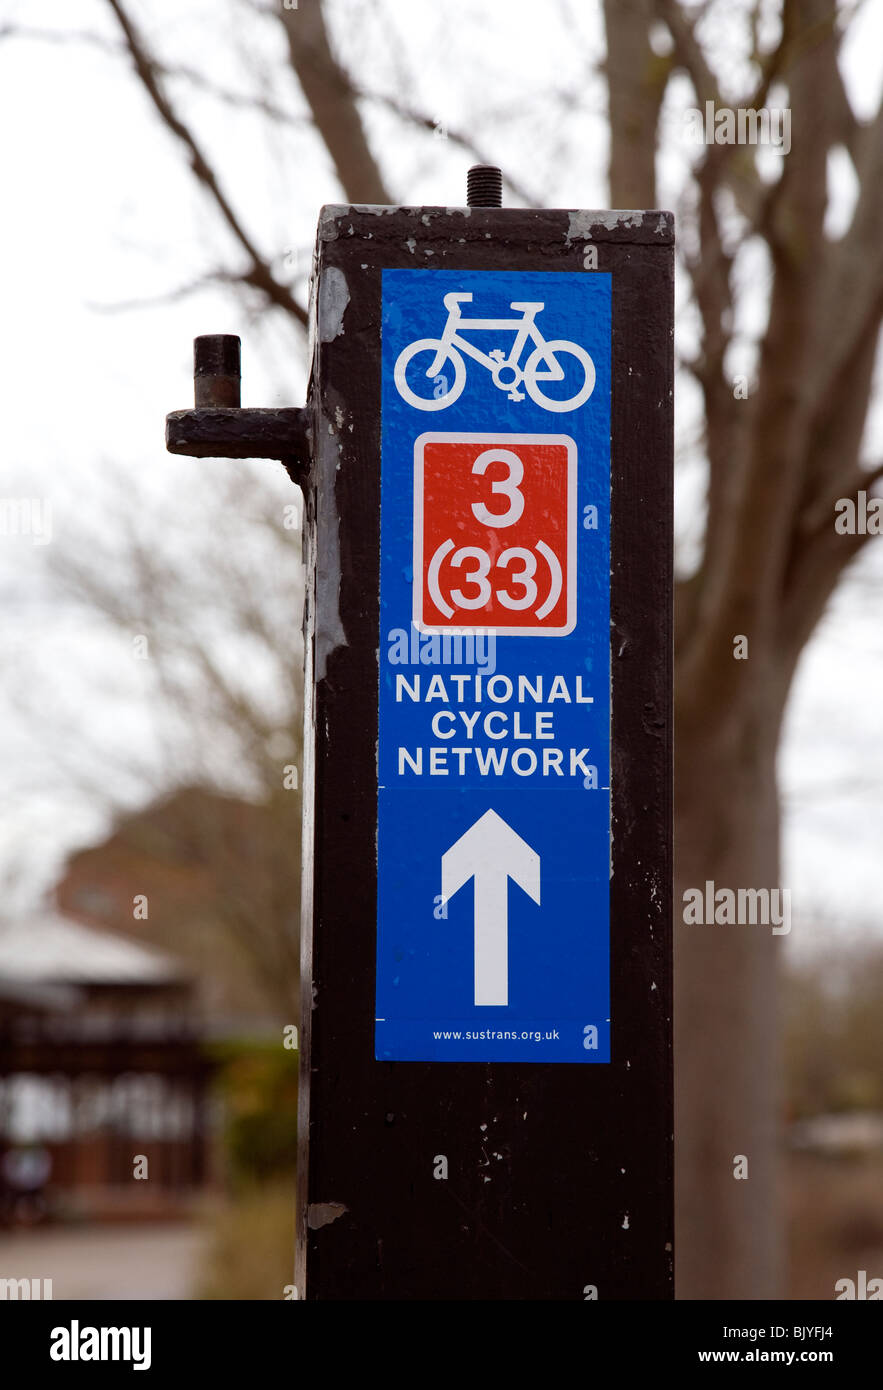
[0,913,211,1224]
[57,786,295,1028]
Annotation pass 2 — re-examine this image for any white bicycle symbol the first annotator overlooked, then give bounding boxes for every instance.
[394,292,596,413]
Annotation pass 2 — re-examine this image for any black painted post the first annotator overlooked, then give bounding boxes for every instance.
[296,194,673,1300]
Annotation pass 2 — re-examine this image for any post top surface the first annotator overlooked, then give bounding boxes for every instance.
[317,204,674,246]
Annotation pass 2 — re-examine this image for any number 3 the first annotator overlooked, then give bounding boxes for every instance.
[470,449,525,528]
[496,547,538,609]
[449,546,492,608]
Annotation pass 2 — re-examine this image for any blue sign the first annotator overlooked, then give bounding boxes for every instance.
[376,268,611,1062]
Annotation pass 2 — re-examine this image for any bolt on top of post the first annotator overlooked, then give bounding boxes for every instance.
[467,165,503,208]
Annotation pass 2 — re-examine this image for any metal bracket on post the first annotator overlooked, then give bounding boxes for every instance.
[165,334,310,487]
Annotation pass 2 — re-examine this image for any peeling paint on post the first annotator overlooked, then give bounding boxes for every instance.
[296,203,673,1300]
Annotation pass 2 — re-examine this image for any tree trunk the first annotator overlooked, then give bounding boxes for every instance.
[603,0,667,209]
[674,685,786,1299]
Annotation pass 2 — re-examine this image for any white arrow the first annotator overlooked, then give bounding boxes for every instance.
[441,809,541,1007]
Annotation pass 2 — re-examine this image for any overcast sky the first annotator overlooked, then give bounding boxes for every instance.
[0,0,882,954]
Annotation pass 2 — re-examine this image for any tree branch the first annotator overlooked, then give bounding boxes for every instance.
[604,0,668,207]
[780,460,883,671]
[356,87,540,207]
[679,0,843,704]
[105,0,307,328]
[277,0,391,204]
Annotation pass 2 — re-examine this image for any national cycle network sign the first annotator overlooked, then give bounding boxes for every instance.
[376,267,611,1063]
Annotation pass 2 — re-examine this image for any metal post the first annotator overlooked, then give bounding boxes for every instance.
[296,188,673,1300]
[166,173,674,1302]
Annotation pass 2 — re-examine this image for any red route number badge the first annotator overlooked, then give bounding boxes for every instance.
[413,432,577,637]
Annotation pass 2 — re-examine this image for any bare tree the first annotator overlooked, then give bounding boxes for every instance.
[47,468,304,1020]
[606,0,883,1297]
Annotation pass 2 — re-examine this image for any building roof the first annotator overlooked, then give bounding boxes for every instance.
[0,975,79,1011]
[0,913,187,987]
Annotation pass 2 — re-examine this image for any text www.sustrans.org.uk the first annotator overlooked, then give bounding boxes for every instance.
[433,1029,560,1041]
[698,1351,833,1364]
